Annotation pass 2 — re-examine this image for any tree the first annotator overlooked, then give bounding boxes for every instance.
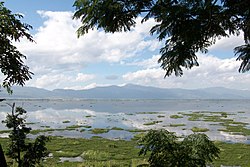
[138,129,220,167]
[73,0,250,76]
[2,103,50,167]
[1,2,34,165]
[0,2,33,92]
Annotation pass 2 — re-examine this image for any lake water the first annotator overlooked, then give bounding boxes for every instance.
[0,99,250,143]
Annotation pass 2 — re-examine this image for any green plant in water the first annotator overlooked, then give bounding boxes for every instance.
[91,128,109,134]
[169,124,186,127]
[170,115,183,119]
[143,121,162,126]
[191,127,209,132]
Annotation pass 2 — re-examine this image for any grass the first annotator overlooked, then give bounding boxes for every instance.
[191,127,209,132]
[169,124,186,127]
[65,125,86,130]
[213,142,250,167]
[143,121,162,126]
[44,137,145,166]
[136,112,161,114]
[127,129,147,133]
[170,115,183,119]
[90,128,109,134]
[111,127,124,130]
[186,113,204,121]
[62,120,70,123]
[30,128,60,135]
[40,125,51,128]
[82,125,92,128]
[1,137,250,167]
[0,130,11,134]
[25,122,37,125]
[179,111,250,136]
[218,125,250,136]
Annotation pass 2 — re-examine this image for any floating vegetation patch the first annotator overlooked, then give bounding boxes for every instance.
[25,122,37,125]
[127,129,147,133]
[0,130,11,134]
[66,125,86,130]
[169,124,186,127]
[143,121,163,126]
[111,127,124,131]
[40,125,50,128]
[157,115,165,118]
[184,113,204,121]
[82,125,92,128]
[125,113,134,115]
[30,128,64,135]
[1,137,250,166]
[62,120,70,123]
[213,141,250,167]
[136,112,161,114]
[86,115,95,118]
[179,111,250,136]
[218,124,250,136]
[90,128,109,134]
[91,136,103,139]
[170,115,183,119]
[191,127,209,132]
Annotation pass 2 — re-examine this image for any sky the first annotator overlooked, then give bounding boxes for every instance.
[2,0,250,90]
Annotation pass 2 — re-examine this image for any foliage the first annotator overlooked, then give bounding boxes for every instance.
[2,103,49,167]
[138,129,220,167]
[0,136,249,166]
[73,0,250,76]
[0,2,33,92]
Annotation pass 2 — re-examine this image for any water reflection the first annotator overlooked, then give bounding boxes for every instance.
[0,99,250,143]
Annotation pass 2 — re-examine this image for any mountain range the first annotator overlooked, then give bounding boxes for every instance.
[0,84,249,99]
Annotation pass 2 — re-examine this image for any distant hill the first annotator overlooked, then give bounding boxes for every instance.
[0,84,250,99]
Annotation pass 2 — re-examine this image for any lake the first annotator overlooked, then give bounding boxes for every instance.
[0,99,250,143]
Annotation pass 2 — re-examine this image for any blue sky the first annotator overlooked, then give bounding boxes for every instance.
[3,0,250,90]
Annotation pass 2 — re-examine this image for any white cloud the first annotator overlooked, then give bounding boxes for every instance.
[81,83,113,90]
[30,74,72,89]
[208,33,244,51]
[122,54,250,90]
[127,54,161,68]
[76,73,95,82]
[17,11,159,67]
[6,10,249,91]
[11,11,162,90]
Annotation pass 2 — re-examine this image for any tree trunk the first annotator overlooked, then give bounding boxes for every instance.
[0,144,7,167]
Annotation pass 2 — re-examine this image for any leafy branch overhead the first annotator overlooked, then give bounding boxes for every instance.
[0,2,33,92]
[73,0,250,76]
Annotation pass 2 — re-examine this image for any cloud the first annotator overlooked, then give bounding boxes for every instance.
[127,54,161,68]
[17,11,159,66]
[208,33,244,52]
[81,83,113,90]
[12,11,162,90]
[26,72,95,90]
[76,73,95,82]
[122,54,250,90]
[7,10,249,91]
